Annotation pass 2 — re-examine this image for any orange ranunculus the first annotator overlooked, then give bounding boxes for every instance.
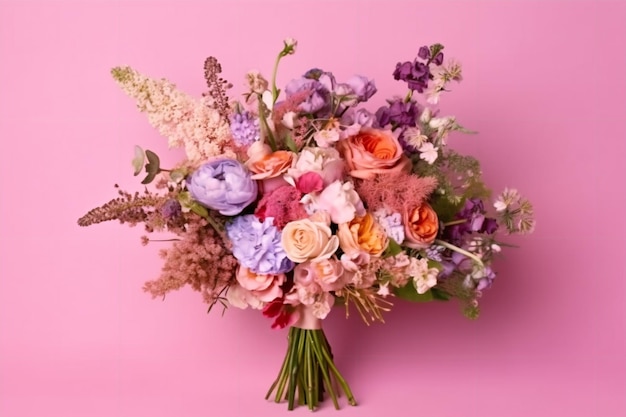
[338,212,389,257]
[403,202,439,249]
[338,128,411,179]
[246,142,294,180]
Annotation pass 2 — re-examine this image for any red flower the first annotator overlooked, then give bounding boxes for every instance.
[262,299,299,329]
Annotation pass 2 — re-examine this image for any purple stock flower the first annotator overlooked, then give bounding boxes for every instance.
[444,198,499,245]
[432,52,444,66]
[418,46,430,60]
[230,110,260,147]
[375,98,419,128]
[187,159,258,216]
[393,60,430,93]
[474,266,496,291]
[226,215,294,274]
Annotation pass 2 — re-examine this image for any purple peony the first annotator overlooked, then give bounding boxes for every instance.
[187,159,258,216]
[226,215,294,274]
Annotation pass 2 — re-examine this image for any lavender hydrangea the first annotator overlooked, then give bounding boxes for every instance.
[373,209,405,244]
[230,110,260,147]
[226,215,294,274]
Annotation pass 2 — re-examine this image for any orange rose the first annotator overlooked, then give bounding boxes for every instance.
[246,142,294,180]
[338,212,389,257]
[403,202,439,249]
[338,128,411,179]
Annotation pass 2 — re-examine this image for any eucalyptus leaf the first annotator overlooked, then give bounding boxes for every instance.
[141,171,158,185]
[144,150,161,176]
[131,145,145,176]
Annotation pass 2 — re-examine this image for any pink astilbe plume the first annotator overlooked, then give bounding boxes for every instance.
[356,172,438,214]
[111,66,235,162]
[272,89,313,126]
[143,217,238,305]
[255,185,308,229]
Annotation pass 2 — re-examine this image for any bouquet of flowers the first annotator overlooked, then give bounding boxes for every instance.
[78,39,534,410]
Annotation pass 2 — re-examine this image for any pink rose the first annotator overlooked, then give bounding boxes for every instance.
[338,128,411,179]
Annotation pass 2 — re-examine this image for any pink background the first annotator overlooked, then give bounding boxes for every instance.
[1,1,625,416]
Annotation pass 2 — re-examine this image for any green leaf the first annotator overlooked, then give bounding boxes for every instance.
[383,239,403,258]
[132,145,145,176]
[141,149,161,184]
[284,134,298,153]
[393,282,434,303]
[141,171,157,184]
[431,288,451,301]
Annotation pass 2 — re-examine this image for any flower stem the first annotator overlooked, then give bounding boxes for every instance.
[435,238,484,267]
[257,99,277,151]
[443,219,468,227]
[266,327,356,410]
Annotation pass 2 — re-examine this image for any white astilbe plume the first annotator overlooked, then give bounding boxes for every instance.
[111,66,235,161]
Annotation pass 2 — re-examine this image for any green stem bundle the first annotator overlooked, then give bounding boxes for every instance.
[266,327,357,411]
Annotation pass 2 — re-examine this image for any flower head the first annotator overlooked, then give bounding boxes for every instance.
[303,180,366,224]
[187,159,258,216]
[230,109,260,147]
[282,37,298,56]
[226,215,294,274]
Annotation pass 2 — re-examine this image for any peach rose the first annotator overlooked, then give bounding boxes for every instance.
[338,128,411,179]
[338,212,389,257]
[246,141,294,180]
[294,258,346,292]
[403,202,439,249]
[281,218,339,263]
[226,266,286,309]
